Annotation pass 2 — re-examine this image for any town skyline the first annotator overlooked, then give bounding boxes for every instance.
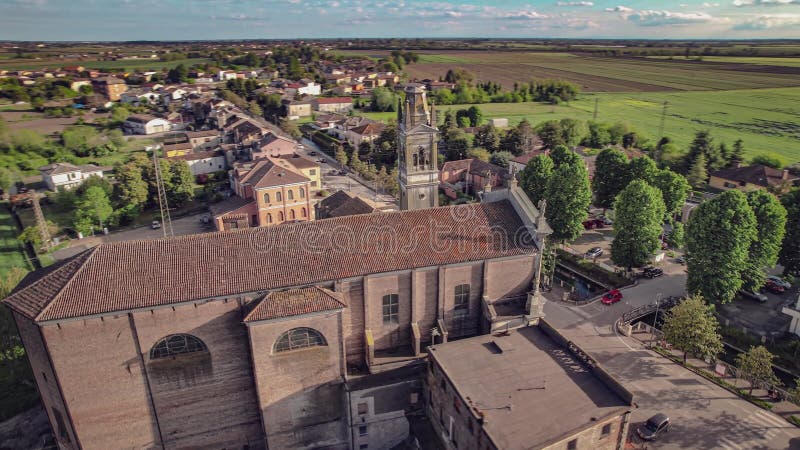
[2,0,800,41]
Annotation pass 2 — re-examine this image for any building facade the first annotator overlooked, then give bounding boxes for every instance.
[4,187,551,450]
[39,163,104,191]
[397,84,440,211]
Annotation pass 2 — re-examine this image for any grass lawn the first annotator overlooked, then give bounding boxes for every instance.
[417,88,800,163]
[0,206,32,276]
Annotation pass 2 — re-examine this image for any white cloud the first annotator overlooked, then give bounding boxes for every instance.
[626,10,729,26]
[501,10,549,20]
[734,13,800,28]
[605,5,633,13]
[556,1,594,6]
[733,0,799,6]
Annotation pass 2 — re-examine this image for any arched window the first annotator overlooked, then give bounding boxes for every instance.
[299,187,305,198]
[287,189,294,200]
[301,207,307,217]
[263,192,270,203]
[274,327,326,353]
[290,209,296,220]
[278,211,285,221]
[150,334,207,359]
[267,213,273,223]
[276,191,282,202]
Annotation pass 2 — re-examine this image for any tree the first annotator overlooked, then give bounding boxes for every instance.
[335,145,349,168]
[592,148,630,209]
[370,87,397,112]
[628,156,658,184]
[115,163,149,208]
[0,167,14,194]
[444,128,469,161]
[751,153,786,169]
[279,118,301,139]
[559,118,585,148]
[519,154,554,206]
[779,188,800,276]
[735,346,780,395]
[729,139,745,168]
[536,120,563,150]
[686,151,708,189]
[467,147,490,162]
[473,124,500,153]
[686,190,757,304]
[466,106,482,127]
[549,144,581,168]
[611,180,666,270]
[166,64,188,83]
[545,157,592,242]
[741,190,787,291]
[499,119,535,156]
[488,151,513,168]
[652,169,691,218]
[684,130,714,174]
[165,161,195,207]
[665,221,685,249]
[75,186,113,233]
[662,294,723,363]
[248,100,263,117]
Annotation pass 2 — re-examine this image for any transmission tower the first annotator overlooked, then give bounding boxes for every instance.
[658,101,669,140]
[152,149,174,238]
[31,192,51,249]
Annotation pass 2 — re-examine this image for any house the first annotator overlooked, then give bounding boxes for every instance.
[440,158,508,196]
[709,164,798,193]
[782,294,800,338]
[162,142,193,158]
[508,149,548,176]
[92,76,128,101]
[123,114,171,135]
[168,150,228,176]
[315,190,378,219]
[2,186,550,450]
[61,65,85,73]
[69,79,91,92]
[39,163,104,191]
[346,122,385,148]
[332,116,376,142]
[313,97,353,114]
[217,70,237,81]
[120,88,159,105]
[426,324,633,450]
[251,133,298,159]
[282,99,313,120]
[226,119,265,145]
[271,154,321,190]
[331,84,353,96]
[310,113,347,132]
[217,158,314,229]
[185,130,221,150]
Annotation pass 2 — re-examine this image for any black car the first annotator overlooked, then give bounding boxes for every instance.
[642,267,664,279]
[637,413,670,441]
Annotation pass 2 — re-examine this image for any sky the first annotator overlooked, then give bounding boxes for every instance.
[0,0,799,41]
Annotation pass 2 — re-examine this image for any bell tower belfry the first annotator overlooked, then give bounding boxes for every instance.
[397,84,439,210]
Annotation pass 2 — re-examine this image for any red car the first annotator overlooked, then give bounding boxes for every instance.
[582,218,606,230]
[602,289,623,305]
[763,280,785,294]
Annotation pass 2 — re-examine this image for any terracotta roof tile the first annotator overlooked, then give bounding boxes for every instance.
[244,286,345,322]
[711,164,794,188]
[239,159,309,189]
[3,201,533,322]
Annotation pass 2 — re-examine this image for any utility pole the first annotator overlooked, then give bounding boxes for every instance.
[592,98,599,121]
[658,101,669,140]
[152,148,174,238]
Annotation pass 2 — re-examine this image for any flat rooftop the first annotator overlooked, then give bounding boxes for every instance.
[428,325,632,449]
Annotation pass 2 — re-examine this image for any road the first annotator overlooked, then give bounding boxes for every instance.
[543,268,800,449]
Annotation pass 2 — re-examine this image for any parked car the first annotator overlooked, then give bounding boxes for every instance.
[637,413,670,441]
[339,170,348,176]
[739,289,768,303]
[585,247,603,258]
[674,256,686,265]
[151,220,161,230]
[582,218,605,230]
[601,216,613,226]
[601,289,623,305]
[642,267,664,279]
[763,280,786,294]
[767,275,791,290]
[308,151,317,156]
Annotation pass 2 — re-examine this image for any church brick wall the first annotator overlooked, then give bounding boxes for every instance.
[484,255,536,301]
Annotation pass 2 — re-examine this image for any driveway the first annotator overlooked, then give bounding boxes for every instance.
[543,273,800,450]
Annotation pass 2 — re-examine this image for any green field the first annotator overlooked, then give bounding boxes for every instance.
[0,57,212,71]
[0,207,31,276]
[649,56,800,67]
[362,88,800,163]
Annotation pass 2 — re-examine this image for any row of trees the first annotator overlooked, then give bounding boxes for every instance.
[434,69,579,105]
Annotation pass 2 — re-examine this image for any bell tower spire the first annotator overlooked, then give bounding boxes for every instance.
[397,84,439,210]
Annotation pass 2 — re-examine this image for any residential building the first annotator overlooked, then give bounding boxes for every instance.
[782,294,800,337]
[508,150,548,176]
[38,163,104,191]
[440,158,508,197]
[346,122,385,148]
[272,154,321,190]
[313,97,353,114]
[3,184,550,450]
[426,323,633,450]
[119,88,159,105]
[282,98,313,120]
[92,76,127,101]
[162,142,192,158]
[709,164,798,193]
[226,118,265,146]
[185,129,221,150]
[251,133,298,159]
[315,190,378,219]
[169,150,228,176]
[122,114,171,135]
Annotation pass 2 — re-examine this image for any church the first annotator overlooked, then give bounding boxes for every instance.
[3,85,554,449]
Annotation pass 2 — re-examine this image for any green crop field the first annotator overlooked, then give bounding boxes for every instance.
[649,56,800,68]
[361,87,800,164]
[0,57,212,71]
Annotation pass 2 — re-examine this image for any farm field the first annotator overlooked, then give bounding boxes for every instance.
[0,57,212,71]
[649,56,800,68]
[361,87,800,163]
[340,50,800,92]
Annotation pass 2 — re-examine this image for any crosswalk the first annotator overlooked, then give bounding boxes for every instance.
[714,409,792,449]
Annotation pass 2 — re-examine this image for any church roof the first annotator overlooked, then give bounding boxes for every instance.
[3,200,534,323]
[243,287,345,323]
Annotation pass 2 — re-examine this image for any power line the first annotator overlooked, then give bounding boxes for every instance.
[152,148,174,238]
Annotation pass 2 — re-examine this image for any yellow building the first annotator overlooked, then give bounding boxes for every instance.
[271,154,321,191]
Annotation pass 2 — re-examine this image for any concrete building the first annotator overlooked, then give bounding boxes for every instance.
[426,323,634,450]
[313,97,354,114]
[398,84,439,211]
[3,183,551,450]
[38,163,104,191]
[122,114,171,135]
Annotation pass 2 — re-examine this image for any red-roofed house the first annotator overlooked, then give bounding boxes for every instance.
[251,133,299,159]
[440,158,508,196]
[312,97,353,114]
[709,164,798,193]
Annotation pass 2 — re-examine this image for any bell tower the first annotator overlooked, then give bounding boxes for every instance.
[398,84,439,210]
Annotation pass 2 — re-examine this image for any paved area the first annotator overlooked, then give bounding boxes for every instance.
[543,272,800,450]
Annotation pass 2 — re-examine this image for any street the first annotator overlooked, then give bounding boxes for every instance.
[543,271,800,449]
